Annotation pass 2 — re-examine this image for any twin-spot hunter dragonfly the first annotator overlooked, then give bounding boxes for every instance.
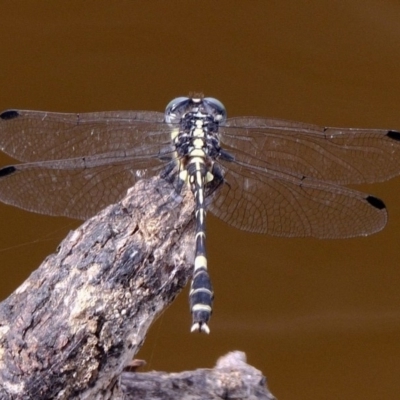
[0,96,399,333]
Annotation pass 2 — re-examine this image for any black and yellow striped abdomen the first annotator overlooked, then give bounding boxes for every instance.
[172,109,222,334]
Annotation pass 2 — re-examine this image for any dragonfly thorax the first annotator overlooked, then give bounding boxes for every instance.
[173,115,222,159]
[167,98,223,162]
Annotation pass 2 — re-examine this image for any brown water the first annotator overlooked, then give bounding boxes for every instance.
[1,2,400,399]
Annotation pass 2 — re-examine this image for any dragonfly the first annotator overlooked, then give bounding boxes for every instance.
[0,96,400,333]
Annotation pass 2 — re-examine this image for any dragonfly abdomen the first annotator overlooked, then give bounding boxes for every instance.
[186,159,214,334]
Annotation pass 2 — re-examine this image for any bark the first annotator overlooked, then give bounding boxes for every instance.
[120,351,276,400]
[0,176,276,400]
[0,177,195,399]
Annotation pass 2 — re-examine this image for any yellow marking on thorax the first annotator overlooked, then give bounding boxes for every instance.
[190,149,206,157]
[170,128,180,140]
[188,156,206,165]
[179,169,188,182]
[193,126,205,137]
[189,137,206,158]
[193,138,205,148]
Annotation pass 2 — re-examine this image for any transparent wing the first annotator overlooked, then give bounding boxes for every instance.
[208,157,387,238]
[0,145,173,219]
[222,117,400,185]
[0,109,171,162]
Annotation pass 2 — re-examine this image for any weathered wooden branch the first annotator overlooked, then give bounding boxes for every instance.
[0,176,276,399]
[0,177,195,399]
[120,351,276,400]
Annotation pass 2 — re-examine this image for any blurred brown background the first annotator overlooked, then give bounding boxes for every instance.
[0,1,399,399]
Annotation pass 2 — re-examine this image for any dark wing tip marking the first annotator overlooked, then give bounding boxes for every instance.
[387,130,400,141]
[0,166,17,177]
[366,195,386,210]
[0,110,20,120]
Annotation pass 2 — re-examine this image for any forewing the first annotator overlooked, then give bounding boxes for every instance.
[0,109,171,162]
[222,117,400,185]
[208,158,387,238]
[0,148,169,219]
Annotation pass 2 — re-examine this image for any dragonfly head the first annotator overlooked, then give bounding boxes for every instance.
[164,96,227,126]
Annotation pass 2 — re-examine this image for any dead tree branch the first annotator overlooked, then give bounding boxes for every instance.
[120,351,276,400]
[0,177,195,399]
[0,177,276,400]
